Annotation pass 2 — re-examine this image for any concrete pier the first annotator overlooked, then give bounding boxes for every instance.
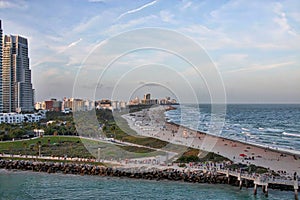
[294,176,299,200]
[226,169,230,184]
[254,184,257,195]
[238,172,242,190]
[239,180,242,190]
[245,179,248,188]
[264,184,268,197]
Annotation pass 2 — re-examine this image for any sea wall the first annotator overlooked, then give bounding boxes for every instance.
[0,159,295,191]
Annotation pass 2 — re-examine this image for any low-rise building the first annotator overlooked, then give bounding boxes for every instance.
[0,112,43,124]
[33,129,44,137]
[129,97,140,105]
[96,99,112,110]
[119,101,127,109]
[34,102,43,110]
[159,97,178,105]
[35,99,62,111]
[62,98,92,112]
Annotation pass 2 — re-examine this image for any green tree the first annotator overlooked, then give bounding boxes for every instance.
[110,125,116,139]
[9,129,26,139]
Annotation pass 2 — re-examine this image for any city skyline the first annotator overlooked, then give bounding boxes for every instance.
[0,1,299,103]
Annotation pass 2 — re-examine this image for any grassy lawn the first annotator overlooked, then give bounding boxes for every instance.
[0,136,165,160]
[0,136,92,158]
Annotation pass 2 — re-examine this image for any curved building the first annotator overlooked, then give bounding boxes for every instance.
[2,34,34,112]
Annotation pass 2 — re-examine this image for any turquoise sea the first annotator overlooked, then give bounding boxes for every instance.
[0,169,294,200]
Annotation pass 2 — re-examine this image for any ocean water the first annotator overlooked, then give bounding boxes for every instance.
[0,170,294,200]
[165,104,300,152]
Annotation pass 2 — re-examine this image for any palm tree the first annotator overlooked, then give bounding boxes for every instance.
[110,125,116,140]
[23,142,27,156]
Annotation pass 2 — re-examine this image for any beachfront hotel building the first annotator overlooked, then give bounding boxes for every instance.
[141,93,158,105]
[159,97,178,105]
[128,94,177,106]
[62,98,94,112]
[2,33,34,113]
[110,100,127,110]
[129,97,140,105]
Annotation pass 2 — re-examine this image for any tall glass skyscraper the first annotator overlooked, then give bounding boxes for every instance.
[0,20,3,113]
[2,34,34,113]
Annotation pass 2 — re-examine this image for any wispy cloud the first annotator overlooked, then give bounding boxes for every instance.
[31,38,84,68]
[67,38,82,48]
[181,24,238,50]
[0,0,12,8]
[104,15,157,36]
[160,10,175,23]
[273,2,297,36]
[228,61,295,73]
[116,0,157,21]
[0,0,27,9]
[182,1,192,10]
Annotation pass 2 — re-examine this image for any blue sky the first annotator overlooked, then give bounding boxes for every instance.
[0,0,299,103]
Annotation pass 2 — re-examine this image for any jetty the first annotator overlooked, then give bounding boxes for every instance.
[217,168,299,198]
[179,163,299,199]
[0,157,299,199]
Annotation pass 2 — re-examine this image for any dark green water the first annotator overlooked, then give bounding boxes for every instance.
[0,170,294,200]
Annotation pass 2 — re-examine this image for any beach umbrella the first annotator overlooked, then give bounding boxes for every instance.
[239,153,247,157]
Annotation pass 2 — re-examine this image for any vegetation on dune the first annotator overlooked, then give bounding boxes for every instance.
[175,149,230,163]
[175,148,200,163]
[198,152,230,162]
[226,163,268,174]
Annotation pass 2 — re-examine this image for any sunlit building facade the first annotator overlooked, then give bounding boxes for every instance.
[2,35,34,112]
[0,20,3,112]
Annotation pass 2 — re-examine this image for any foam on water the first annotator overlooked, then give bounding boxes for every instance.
[265,128,284,133]
[165,104,300,152]
[282,132,300,138]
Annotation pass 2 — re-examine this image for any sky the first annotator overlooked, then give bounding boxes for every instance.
[0,0,299,103]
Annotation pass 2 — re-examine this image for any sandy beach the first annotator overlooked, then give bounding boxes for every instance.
[122,106,300,175]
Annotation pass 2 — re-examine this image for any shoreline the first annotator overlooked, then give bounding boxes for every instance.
[123,106,300,175]
[164,104,300,156]
[167,121,300,158]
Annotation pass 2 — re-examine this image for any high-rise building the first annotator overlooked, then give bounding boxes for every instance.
[141,93,158,105]
[2,34,34,112]
[0,20,3,113]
